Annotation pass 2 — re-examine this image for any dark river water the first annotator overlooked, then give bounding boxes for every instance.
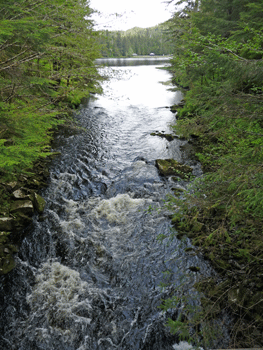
[0,58,230,350]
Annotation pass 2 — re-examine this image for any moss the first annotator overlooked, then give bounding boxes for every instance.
[156,159,193,179]
[33,193,46,214]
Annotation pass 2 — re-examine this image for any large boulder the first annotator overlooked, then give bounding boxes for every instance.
[10,200,34,216]
[33,193,46,214]
[12,188,45,213]
[156,159,193,179]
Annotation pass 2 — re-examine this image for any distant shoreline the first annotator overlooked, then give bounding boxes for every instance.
[97,55,171,58]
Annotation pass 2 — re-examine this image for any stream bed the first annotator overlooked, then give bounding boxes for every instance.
[0,58,230,350]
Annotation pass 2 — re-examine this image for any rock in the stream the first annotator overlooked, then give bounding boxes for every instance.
[156,159,193,179]
[33,193,46,214]
[150,132,177,141]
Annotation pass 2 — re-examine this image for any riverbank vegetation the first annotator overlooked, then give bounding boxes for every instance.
[98,24,173,57]
[163,0,263,347]
[0,0,101,273]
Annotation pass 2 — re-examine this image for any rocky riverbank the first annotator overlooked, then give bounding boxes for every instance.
[0,157,55,274]
[0,111,85,275]
[165,102,263,347]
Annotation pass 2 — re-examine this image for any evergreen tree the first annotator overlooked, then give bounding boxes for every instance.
[0,0,101,173]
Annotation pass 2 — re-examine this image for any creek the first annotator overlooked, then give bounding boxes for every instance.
[0,58,230,349]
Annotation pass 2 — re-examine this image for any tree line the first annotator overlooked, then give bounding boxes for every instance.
[98,25,173,57]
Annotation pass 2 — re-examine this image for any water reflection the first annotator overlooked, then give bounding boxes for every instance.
[96,57,171,67]
[96,64,180,109]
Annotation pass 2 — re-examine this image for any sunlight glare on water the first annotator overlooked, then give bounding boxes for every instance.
[95,63,182,109]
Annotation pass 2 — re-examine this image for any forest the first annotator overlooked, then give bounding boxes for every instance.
[0,0,101,176]
[161,0,263,347]
[0,0,263,347]
[98,25,173,57]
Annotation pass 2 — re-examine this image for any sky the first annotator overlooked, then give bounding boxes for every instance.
[89,0,175,31]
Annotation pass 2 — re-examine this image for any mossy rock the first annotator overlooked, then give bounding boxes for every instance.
[156,159,192,179]
[33,193,46,214]
[150,132,177,141]
[10,200,34,216]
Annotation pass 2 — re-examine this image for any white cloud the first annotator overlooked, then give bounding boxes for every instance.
[89,0,174,30]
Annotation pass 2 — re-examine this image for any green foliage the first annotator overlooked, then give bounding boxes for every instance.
[159,275,224,347]
[0,0,102,174]
[168,0,263,228]
[163,0,263,346]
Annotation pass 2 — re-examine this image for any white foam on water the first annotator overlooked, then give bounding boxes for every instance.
[56,198,85,238]
[91,193,148,223]
[60,218,85,236]
[27,262,92,338]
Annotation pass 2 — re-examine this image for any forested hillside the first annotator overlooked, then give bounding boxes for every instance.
[163,0,263,346]
[98,24,173,57]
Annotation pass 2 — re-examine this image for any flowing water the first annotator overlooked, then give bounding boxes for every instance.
[0,58,230,349]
